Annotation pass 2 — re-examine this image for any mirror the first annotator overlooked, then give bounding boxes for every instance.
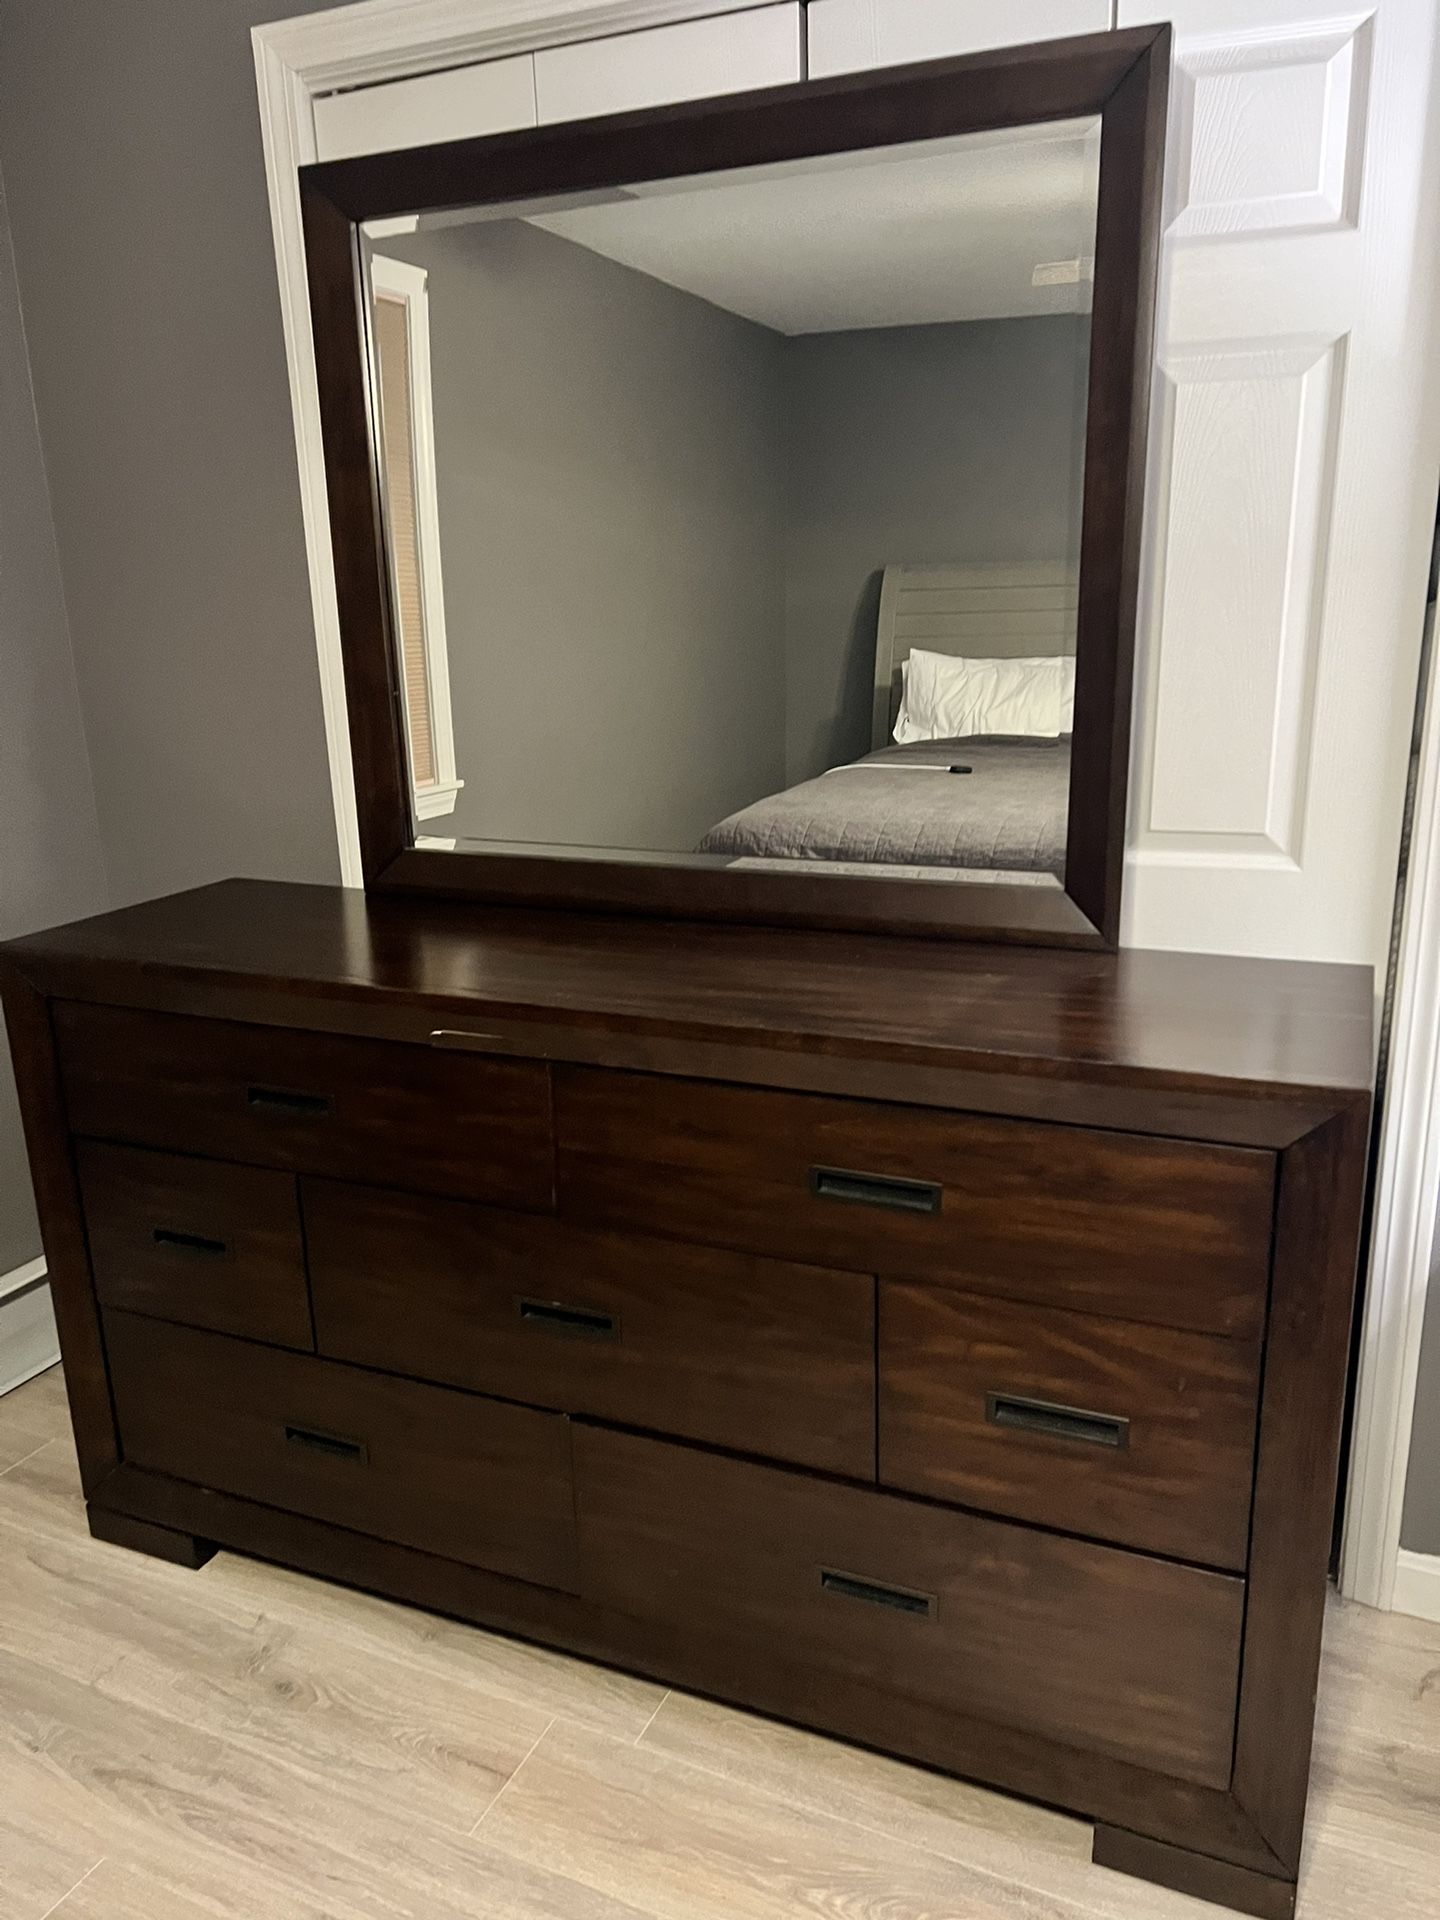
[301,32,1167,942]
[363,122,1098,894]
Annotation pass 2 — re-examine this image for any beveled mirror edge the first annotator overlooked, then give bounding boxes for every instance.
[299,23,1171,950]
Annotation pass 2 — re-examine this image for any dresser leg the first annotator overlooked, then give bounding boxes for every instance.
[87,1502,217,1570]
[1091,1825,1295,1919]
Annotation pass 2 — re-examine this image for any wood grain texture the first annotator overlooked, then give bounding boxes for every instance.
[0,876,1378,1916]
[0,880,1375,1117]
[97,1450,1273,1870]
[56,1000,554,1209]
[103,1313,577,1593]
[558,1066,1275,1335]
[879,1282,1261,1566]
[79,1143,313,1351]
[5,1368,1434,1920]
[86,1504,217,1569]
[1092,1825,1295,1918]
[1232,1106,1371,1874]
[574,1424,1244,1790]
[304,1178,876,1478]
[0,973,119,1495]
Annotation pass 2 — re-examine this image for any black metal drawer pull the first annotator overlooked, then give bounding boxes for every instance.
[986,1393,1130,1450]
[518,1297,618,1341]
[820,1568,935,1617]
[809,1166,941,1215]
[247,1086,332,1118]
[284,1424,367,1464]
[152,1227,228,1259]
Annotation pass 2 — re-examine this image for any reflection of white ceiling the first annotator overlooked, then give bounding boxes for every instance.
[527,122,1100,334]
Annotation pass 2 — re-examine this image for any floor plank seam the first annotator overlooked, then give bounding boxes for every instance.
[632,1691,669,1746]
[0,1438,54,1480]
[37,1857,105,1918]
[468,1715,556,1834]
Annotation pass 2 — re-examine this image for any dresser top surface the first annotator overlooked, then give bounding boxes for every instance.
[0,879,1373,1106]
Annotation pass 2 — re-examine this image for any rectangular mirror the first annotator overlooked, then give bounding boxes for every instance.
[302,33,1166,943]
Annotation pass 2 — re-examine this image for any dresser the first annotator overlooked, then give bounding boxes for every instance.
[0,878,1371,1919]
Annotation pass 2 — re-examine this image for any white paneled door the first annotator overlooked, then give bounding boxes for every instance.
[807,0,1110,75]
[1115,0,1440,965]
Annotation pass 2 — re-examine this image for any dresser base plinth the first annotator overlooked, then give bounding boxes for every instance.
[88,1500,217,1570]
[1092,1823,1295,1919]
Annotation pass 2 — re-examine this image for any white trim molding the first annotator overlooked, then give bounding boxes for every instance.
[1342,599,1440,1611]
[369,251,464,823]
[1392,1549,1440,1624]
[0,1259,57,1398]
[0,1254,46,1306]
[252,0,794,885]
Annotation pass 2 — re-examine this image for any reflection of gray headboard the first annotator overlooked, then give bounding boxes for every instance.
[871,562,1080,749]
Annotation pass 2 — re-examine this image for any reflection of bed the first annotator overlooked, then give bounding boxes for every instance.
[698,562,1078,878]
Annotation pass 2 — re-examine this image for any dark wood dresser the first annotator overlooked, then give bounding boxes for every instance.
[1,879,1372,1919]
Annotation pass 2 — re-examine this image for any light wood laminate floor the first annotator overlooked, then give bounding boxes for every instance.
[1,1364,1436,1919]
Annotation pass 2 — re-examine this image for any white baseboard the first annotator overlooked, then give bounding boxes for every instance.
[0,1254,46,1304]
[1392,1550,1440,1624]
[0,1261,58,1397]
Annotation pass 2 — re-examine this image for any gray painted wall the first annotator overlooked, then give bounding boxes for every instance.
[1401,1210,1440,1553]
[387,220,787,853]
[782,314,1091,781]
[0,162,109,1274]
[0,0,343,908]
[383,228,1089,839]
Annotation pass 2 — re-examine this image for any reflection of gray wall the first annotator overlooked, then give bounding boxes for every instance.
[1402,1217,1440,1553]
[0,164,109,1274]
[782,315,1091,781]
[386,221,786,852]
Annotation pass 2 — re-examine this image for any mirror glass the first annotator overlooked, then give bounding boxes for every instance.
[363,119,1099,888]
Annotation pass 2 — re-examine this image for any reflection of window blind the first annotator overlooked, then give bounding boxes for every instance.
[374,292,436,787]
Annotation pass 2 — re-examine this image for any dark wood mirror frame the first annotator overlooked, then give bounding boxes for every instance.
[300,24,1169,948]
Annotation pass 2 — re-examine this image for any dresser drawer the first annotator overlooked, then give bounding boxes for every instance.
[576,1425,1244,1789]
[56,1003,553,1207]
[879,1284,1260,1569]
[80,1142,313,1351]
[104,1313,576,1590]
[305,1179,874,1479]
[556,1069,1273,1336]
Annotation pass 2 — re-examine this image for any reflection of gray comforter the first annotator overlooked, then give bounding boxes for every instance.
[697,737,1069,878]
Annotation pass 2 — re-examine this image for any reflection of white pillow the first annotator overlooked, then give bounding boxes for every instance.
[894,651,1075,743]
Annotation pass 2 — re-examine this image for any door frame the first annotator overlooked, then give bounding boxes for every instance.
[255,0,1440,1611]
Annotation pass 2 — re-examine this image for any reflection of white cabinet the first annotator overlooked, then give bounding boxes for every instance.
[807,0,1110,77]
[535,4,803,123]
[312,55,536,163]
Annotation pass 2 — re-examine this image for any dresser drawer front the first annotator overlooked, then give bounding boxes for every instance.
[557,1069,1273,1336]
[880,1284,1260,1569]
[305,1180,875,1479]
[104,1313,576,1590]
[80,1142,313,1351]
[576,1425,1243,1788]
[57,1003,553,1207]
